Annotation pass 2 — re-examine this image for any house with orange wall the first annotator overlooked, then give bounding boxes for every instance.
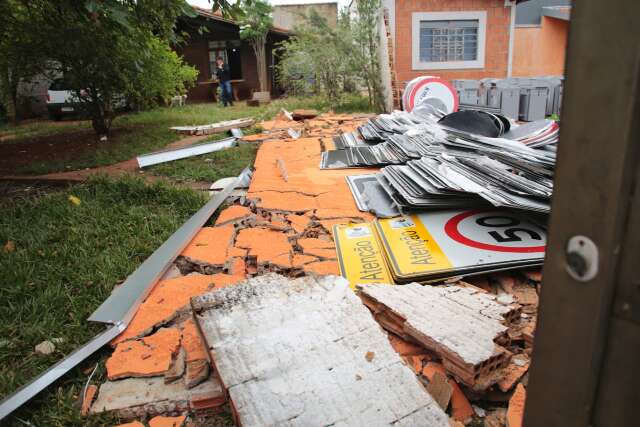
[373,0,570,110]
[512,3,570,76]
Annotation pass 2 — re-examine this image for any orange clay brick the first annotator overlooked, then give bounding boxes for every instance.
[228,246,247,258]
[107,328,181,380]
[287,214,312,233]
[148,415,187,427]
[507,383,526,427]
[388,334,427,356]
[226,257,246,277]
[235,227,291,265]
[304,260,340,276]
[270,253,292,268]
[297,237,336,259]
[297,237,334,250]
[215,205,252,225]
[180,225,235,266]
[81,384,98,416]
[292,254,319,267]
[303,248,336,259]
[181,319,208,363]
[249,190,317,212]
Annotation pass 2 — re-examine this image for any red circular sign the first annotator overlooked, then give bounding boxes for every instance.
[407,77,459,112]
[444,210,546,253]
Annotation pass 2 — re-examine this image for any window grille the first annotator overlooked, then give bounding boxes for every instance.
[419,20,479,62]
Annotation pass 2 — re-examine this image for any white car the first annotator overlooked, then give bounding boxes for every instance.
[46,79,81,120]
[45,79,127,120]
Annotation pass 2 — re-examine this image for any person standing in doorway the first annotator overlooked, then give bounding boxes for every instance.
[215,56,233,107]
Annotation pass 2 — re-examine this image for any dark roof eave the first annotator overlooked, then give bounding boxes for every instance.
[191,7,290,36]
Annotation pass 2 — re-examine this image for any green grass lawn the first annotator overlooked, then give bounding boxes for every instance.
[0,94,374,176]
[0,176,207,426]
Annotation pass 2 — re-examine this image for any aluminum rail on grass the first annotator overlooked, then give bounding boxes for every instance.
[0,167,252,421]
[89,166,252,324]
[170,117,255,135]
[136,137,237,168]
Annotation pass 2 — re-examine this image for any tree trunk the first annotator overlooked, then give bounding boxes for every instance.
[10,84,19,124]
[3,69,20,124]
[91,114,109,136]
[252,37,268,93]
[89,96,110,136]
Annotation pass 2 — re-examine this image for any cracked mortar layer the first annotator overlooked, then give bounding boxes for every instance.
[215,205,253,226]
[180,225,235,267]
[113,273,245,345]
[235,227,292,265]
[107,328,181,380]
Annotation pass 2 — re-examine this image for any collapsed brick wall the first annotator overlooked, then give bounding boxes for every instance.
[91,113,541,427]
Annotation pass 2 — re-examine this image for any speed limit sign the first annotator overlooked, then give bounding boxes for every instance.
[374,209,546,282]
[444,210,545,253]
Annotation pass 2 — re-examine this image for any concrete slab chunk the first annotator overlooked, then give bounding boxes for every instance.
[358,283,520,387]
[193,273,449,427]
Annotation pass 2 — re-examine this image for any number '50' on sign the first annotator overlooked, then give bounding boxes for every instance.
[444,210,546,253]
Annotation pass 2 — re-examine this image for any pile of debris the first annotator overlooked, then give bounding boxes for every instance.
[2,110,543,427]
[90,112,540,426]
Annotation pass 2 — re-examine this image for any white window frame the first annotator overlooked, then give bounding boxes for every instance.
[412,11,487,70]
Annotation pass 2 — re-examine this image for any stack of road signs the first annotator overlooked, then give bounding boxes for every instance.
[378,152,553,213]
[403,76,459,115]
[327,109,558,213]
[332,209,546,285]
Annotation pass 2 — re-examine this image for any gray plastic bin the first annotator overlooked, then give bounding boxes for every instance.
[519,86,548,121]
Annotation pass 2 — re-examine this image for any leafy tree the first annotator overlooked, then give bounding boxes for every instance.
[276,4,385,111]
[0,1,47,123]
[276,9,356,105]
[0,0,199,136]
[237,0,273,93]
[353,0,385,111]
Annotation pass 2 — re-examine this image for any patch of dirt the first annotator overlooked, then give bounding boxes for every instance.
[0,180,69,206]
[0,128,133,176]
